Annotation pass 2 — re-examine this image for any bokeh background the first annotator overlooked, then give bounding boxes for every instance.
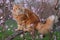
[0,0,60,40]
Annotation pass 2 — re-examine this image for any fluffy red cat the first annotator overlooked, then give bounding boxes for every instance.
[12,4,39,32]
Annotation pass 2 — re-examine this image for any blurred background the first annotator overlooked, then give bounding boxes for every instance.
[0,0,60,40]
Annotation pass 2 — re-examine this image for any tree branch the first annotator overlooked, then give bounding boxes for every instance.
[5,30,24,40]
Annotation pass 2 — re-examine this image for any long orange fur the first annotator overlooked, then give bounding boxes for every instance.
[12,4,58,36]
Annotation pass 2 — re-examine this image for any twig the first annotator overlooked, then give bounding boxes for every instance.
[5,30,24,40]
